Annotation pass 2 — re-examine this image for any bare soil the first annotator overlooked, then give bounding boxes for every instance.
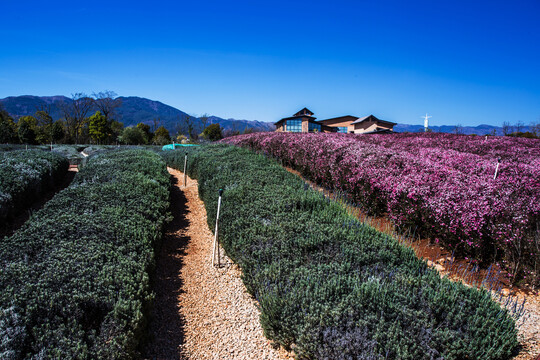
[144,168,292,360]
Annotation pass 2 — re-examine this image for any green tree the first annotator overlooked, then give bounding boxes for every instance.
[34,110,54,144]
[153,126,171,145]
[202,123,223,141]
[119,126,148,145]
[136,123,153,140]
[51,121,65,143]
[110,120,124,143]
[17,116,38,144]
[0,107,17,143]
[88,111,109,144]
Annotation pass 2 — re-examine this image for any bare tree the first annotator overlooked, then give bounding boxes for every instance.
[502,121,513,136]
[530,119,540,137]
[452,124,464,135]
[176,114,198,139]
[199,113,210,131]
[514,120,524,134]
[92,91,122,122]
[151,117,161,133]
[59,93,94,143]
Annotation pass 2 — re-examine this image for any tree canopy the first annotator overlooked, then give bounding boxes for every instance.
[202,123,223,141]
[88,111,109,144]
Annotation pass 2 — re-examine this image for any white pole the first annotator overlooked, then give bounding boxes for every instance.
[494,158,501,180]
[183,152,188,187]
[212,189,223,267]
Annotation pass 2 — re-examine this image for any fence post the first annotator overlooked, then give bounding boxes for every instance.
[493,158,501,180]
[183,152,188,186]
[212,189,224,267]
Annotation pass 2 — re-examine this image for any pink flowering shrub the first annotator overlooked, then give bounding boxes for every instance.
[223,132,540,285]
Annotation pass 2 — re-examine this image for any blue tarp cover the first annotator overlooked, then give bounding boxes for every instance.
[162,143,200,151]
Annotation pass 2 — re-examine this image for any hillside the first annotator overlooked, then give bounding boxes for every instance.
[0,95,275,135]
[2,95,532,136]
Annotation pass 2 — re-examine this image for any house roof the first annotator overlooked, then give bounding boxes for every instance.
[317,115,359,124]
[275,108,317,125]
[351,115,397,126]
[294,107,314,117]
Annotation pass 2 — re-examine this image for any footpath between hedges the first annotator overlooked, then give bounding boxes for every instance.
[144,167,293,360]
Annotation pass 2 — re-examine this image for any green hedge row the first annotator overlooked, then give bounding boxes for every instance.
[0,149,170,359]
[163,145,517,360]
[0,149,69,225]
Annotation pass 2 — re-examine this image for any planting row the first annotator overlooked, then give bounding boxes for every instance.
[0,149,170,359]
[359,132,540,164]
[224,133,540,285]
[163,145,517,360]
[0,149,69,225]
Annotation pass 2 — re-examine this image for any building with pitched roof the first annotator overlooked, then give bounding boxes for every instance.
[275,108,396,134]
[318,114,397,134]
[274,108,336,133]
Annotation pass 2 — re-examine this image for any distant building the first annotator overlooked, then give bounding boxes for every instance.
[274,108,336,133]
[318,114,397,134]
[275,108,396,134]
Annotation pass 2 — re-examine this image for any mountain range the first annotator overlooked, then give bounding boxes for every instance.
[0,95,275,135]
[1,95,529,136]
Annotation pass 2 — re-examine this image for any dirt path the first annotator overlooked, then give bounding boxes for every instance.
[144,168,292,360]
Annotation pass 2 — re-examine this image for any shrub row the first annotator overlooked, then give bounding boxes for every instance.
[0,149,170,359]
[163,145,518,360]
[0,149,69,225]
[224,132,540,285]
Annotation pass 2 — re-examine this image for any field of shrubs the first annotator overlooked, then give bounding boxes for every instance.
[0,149,169,359]
[224,132,540,286]
[0,150,69,225]
[164,145,518,359]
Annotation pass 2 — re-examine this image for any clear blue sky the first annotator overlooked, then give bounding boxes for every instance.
[1,0,539,126]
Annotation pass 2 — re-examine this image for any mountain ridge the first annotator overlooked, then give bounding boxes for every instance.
[0,95,275,134]
[1,95,531,136]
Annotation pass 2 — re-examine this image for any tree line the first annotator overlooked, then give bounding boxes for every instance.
[0,91,259,145]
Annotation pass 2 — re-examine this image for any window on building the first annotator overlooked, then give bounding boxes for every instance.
[308,122,321,132]
[286,119,302,132]
[337,127,348,133]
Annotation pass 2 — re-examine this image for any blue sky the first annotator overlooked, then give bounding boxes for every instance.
[1,0,539,126]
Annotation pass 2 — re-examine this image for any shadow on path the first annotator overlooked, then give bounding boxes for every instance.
[143,174,190,359]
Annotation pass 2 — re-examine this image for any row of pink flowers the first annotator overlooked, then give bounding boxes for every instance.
[223,132,540,282]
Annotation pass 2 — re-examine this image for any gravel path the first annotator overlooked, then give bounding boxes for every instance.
[144,168,292,360]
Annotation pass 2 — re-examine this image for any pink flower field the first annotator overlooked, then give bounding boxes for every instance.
[224,132,540,285]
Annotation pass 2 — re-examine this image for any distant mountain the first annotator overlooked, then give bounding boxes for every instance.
[3,95,526,136]
[0,95,68,120]
[393,123,533,136]
[0,95,275,135]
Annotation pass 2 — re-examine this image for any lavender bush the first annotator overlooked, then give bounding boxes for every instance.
[224,132,540,285]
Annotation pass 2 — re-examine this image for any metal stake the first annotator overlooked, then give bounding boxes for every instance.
[212,189,223,267]
[183,152,188,186]
[494,158,501,180]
